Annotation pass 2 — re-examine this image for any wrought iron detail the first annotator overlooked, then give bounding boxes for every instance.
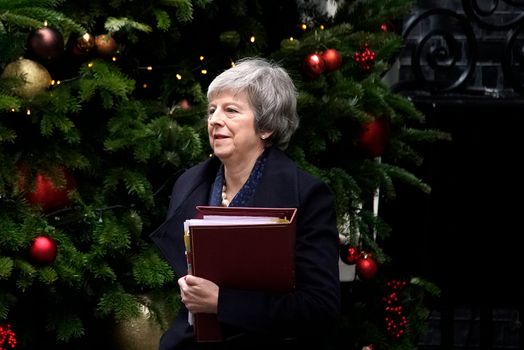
[502,21,524,92]
[462,0,524,30]
[399,8,477,92]
[395,2,524,97]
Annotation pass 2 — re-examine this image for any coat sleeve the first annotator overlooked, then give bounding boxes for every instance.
[216,178,341,338]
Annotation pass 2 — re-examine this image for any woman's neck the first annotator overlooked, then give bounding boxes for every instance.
[222,149,263,196]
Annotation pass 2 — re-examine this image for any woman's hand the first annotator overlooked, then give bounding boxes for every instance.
[178,275,219,314]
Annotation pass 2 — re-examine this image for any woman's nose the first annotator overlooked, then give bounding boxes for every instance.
[208,110,224,125]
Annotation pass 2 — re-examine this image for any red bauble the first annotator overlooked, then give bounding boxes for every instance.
[20,167,76,212]
[357,117,391,157]
[179,99,190,110]
[356,253,378,280]
[303,53,325,78]
[322,49,342,72]
[340,245,360,265]
[29,236,57,264]
[95,34,117,57]
[27,26,64,62]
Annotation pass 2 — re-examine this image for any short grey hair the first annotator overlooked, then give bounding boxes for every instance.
[207,57,299,150]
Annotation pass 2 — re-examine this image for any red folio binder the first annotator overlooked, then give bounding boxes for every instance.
[185,206,297,342]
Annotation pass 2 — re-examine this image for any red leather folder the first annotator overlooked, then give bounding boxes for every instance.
[186,206,297,342]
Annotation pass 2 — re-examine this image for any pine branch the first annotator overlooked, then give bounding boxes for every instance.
[104,16,152,33]
[0,12,43,29]
[400,127,452,143]
[132,249,175,288]
[93,217,131,253]
[97,289,141,321]
[37,265,58,284]
[0,0,64,10]
[78,60,135,105]
[48,312,85,342]
[0,94,21,111]
[14,258,36,291]
[382,163,431,194]
[0,257,14,279]
[153,8,171,31]
[10,7,85,32]
[387,139,425,166]
[159,0,193,23]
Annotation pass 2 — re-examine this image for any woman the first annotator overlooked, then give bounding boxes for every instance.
[151,58,341,349]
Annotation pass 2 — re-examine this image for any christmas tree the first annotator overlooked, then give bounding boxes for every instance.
[0,0,447,349]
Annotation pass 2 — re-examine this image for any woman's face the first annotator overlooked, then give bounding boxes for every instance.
[207,90,265,164]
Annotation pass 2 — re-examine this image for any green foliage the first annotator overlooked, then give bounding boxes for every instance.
[104,17,152,33]
[132,248,175,288]
[97,289,141,321]
[0,257,14,279]
[78,60,135,105]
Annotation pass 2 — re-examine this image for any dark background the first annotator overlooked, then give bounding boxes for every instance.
[382,99,524,349]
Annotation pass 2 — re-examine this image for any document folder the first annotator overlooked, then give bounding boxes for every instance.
[184,206,297,342]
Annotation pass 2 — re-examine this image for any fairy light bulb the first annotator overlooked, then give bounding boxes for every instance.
[147,66,153,71]
[199,55,205,61]
[301,23,307,30]
[176,74,182,80]
[250,36,255,43]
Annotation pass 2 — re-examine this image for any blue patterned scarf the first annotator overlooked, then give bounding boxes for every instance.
[208,150,268,207]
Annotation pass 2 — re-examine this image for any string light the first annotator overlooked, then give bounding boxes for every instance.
[176,74,182,80]
[142,83,148,88]
[10,108,15,112]
[320,24,325,30]
[199,55,205,61]
[112,56,117,62]
[250,36,255,43]
[26,109,31,115]
[146,66,153,71]
[87,62,94,68]
[301,23,307,30]
[201,69,207,75]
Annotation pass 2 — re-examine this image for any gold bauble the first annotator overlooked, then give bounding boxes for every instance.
[113,301,165,350]
[1,58,52,99]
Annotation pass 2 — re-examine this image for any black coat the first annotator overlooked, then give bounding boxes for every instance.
[150,147,341,350]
